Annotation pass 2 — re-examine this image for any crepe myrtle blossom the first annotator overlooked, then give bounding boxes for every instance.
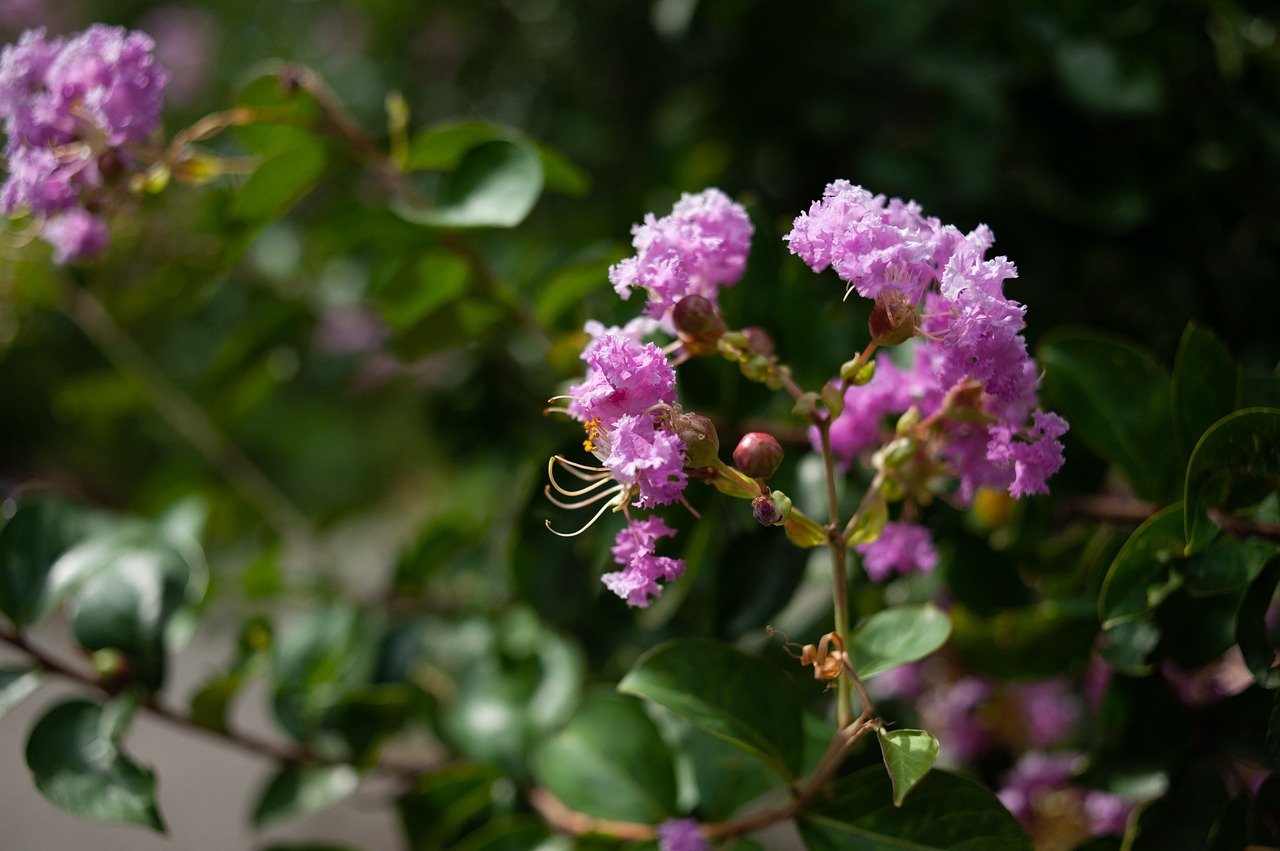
[855,519,939,581]
[1,25,168,261]
[609,187,754,330]
[788,181,1067,503]
[545,329,698,605]
[997,751,1136,838]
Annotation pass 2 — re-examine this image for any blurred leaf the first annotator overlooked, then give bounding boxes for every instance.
[370,249,470,333]
[452,816,550,851]
[951,600,1100,679]
[271,603,379,742]
[1171,323,1240,460]
[404,119,587,196]
[259,845,364,851]
[679,721,785,821]
[233,69,323,156]
[1184,408,1280,554]
[795,766,1031,849]
[395,139,543,229]
[398,763,502,851]
[618,637,804,779]
[534,255,618,328]
[1039,330,1180,502]
[251,764,360,829]
[848,603,951,679]
[333,685,412,767]
[189,671,246,733]
[877,728,939,807]
[1098,617,1161,676]
[0,497,105,628]
[532,689,677,824]
[231,143,327,222]
[68,534,200,693]
[25,698,164,831]
[1236,556,1280,688]
[1270,690,1280,762]
[1099,504,1185,628]
[1130,761,1228,851]
[0,667,40,719]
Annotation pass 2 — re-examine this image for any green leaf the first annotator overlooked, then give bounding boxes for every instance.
[1099,504,1185,627]
[796,766,1032,850]
[0,497,106,628]
[370,249,470,333]
[1098,617,1161,676]
[0,666,40,719]
[1184,407,1280,554]
[878,728,940,807]
[25,698,164,831]
[398,763,502,851]
[1236,556,1280,688]
[618,637,805,779]
[1039,329,1180,502]
[679,719,786,821]
[231,143,327,221]
[1171,323,1240,459]
[1268,690,1280,761]
[848,603,951,679]
[950,599,1101,679]
[403,119,587,196]
[395,139,543,228]
[533,690,677,824]
[452,815,550,851]
[68,536,199,693]
[251,764,360,828]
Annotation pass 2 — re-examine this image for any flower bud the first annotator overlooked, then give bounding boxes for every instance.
[868,292,918,346]
[672,411,721,468]
[672,295,725,339]
[752,495,781,526]
[741,327,774,357]
[733,432,785,479]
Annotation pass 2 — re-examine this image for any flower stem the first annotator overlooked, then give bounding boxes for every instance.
[816,418,854,728]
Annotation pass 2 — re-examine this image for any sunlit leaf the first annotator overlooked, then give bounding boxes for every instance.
[532,689,678,824]
[878,728,940,807]
[25,698,164,831]
[0,667,40,719]
[618,638,804,779]
[251,764,360,828]
[395,139,543,229]
[0,497,106,628]
[847,603,951,679]
[231,143,327,221]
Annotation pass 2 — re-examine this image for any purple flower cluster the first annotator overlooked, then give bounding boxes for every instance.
[855,519,939,581]
[609,187,753,329]
[997,751,1135,838]
[1,25,167,262]
[603,517,685,607]
[787,181,1067,504]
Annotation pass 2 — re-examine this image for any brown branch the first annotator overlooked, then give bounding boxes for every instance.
[1060,495,1280,544]
[0,622,440,782]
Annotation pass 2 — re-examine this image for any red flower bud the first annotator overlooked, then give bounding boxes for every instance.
[733,432,784,479]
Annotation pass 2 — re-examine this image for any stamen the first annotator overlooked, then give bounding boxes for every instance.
[547,467,616,498]
[545,495,619,537]
[544,482,623,510]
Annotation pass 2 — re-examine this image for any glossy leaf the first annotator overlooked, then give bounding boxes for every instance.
[68,536,198,693]
[1099,504,1185,627]
[533,690,677,824]
[395,139,543,228]
[25,698,164,831]
[878,728,940,807]
[403,119,588,196]
[796,766,1032,850]
[618,637,804,779]
[1039,330,1180,502]
[847,603,951,679]
[0,497,104,628]
[677,710,787,821]
[251,764,360,828]
[1237,556,1280,688]
[1184,408,1280,554]
[0,666,40,719]
[1171,323,1240,459]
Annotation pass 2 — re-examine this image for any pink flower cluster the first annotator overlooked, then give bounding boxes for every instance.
[788,181,1066,529]
[609,187,754,329]
[1,25,168,262]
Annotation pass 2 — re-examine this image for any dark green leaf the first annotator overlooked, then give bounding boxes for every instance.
[259,845,365,851]
[1039,330,1180,502]
[1184,407,1280,554]
[1171,323,1240,460]
[877,728,940,807]
[369,249,470,333]
[796,766,1032,850]
[68,537,198,693]
[1176,537,1275,596]
[395,139,543,229]
[0,666,40,719]
[451,815,550,851]
[1130,761,1228,851]
[848,603,951,679]
[189,671,245,733]
[532,689,677,824]
[679,720,786,821]
[404,119,587,196]
[1236,556,1280,688]
[398,763,502,851]
[231,143,327,221]
[618,637,805,779]
[233,69,323,156]
[1098,616,1161,675]
[0,497,105,628]
[1270,690,1280,762]
[1099,504,1185,627]
[251,764,360,829]
[25,698,164,831]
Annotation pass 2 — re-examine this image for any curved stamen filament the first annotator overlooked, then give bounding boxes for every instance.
[544,482,624,511]
[551,454,612,477]
[545,494,620,538]
[547,466,616,498]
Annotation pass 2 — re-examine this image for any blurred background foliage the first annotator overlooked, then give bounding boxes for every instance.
[1,0,1279,847]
